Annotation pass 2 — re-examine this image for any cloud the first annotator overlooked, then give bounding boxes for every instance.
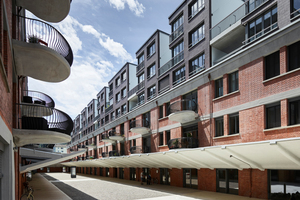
[108,0,145,17]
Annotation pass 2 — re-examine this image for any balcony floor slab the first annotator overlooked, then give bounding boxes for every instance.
[168,110,199,123]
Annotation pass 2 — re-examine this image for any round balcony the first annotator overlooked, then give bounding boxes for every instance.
[13,104,73,146]
[101,133,115,143]
[22,90,55,108]
[108,150,122,157]
[167,137,199,150]
[168,99,199,123]
[129,119,151,135]
[13,16,73,83]
[102,152,109,158]
[109,130,125,141]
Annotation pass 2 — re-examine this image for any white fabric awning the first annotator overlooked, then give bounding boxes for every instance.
[62,137,300,171]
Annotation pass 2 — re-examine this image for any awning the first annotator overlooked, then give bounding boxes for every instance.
[62,137,300,171]
[20,149,86,173]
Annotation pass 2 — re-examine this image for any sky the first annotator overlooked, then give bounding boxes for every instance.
[28,0,183,119]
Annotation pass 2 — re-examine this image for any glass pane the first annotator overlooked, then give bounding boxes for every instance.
[191,169,198,189]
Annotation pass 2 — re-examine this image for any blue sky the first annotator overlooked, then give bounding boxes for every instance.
[28,0,183,119]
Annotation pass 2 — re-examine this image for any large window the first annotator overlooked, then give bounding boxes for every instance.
[147,42,155,58]
[215,117,224,137]
[190,53,205,76]
[189,24,205,47]
[159,132,164,146]
[288,40,300,71]
[247,7,277,44]
[229,113,239,135]
[246,0,267,14]
[291,0,300,18]
[121,104,127,114]
[172,15,183,32]
[121,87,126,99]
[148,85,156,99]
[147,64,156,79]
[215,78,223,98]
[173,66,185,85]
[138,93,145,105]
[189,0,204,19]
[173,41,184,57]
[228,71,239,93]
[266,103,281,129]
[116,77,120,87]
[116,108,121,118]
[138,73,144,83]
[121,71,126,82]
[116,93,121,103]
[159,105,164,118]
[138,54,144,64]
[265,51,280,80]
[290,98,300,125]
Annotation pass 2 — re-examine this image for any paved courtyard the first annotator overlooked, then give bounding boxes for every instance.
[31,173,264,200]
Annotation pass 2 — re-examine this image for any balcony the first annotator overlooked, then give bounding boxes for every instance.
[13,103,73,146]
[105,105,113,114]
[109,130,125,141]
[101,133,115,143]
[109,150,124,157]
[13,16,73,83]
[15,0,71,22]
[167,137,198,149]
[189,65,205,77]
[136,61,144,74]
[158,85,170,95]
[22,91,55,110]
[158,51,184,77]
[129,146,150,154]
[169,24,183,44]
[128,81,145,98]
[102,152,109,158]
[147,93,156,101]
[129,119,150,135]
[173,76,186,87]
[168,99,199,123]
[86,141,96,149]
[242,22,278,45]
[291,8,300,20]
[93,114,101,122]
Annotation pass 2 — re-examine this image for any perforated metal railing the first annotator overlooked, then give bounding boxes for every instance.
[129,119,150,129]
[167,99,198,114]
[167,137,198,149]
[22,90,55,108]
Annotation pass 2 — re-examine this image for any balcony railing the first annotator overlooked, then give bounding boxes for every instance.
[158,85,170,95]
[102,152,108,157]
[22,90,55,108]
[17,103,73,135]
[210,3,245,40]
[167,137,198,149]
[173,76,186,86]
[242,22,278,45]
[136,61,145,73]
[105,105,113,114]
[291,8,300,20]
[18,15,73,66]
[128,81,145,97]
[169,24,184,44]
[188,5,204,20]
[130,146,150,154]
[189,65,205,77]
[158,51,184,76]
[94,114,101,122]
[109,150,123,157]
[168,99,198,114]
[129,119,150,129]
[147,93,156,100]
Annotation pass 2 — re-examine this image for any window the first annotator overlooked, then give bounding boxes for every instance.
[189,24,205,47]
[166,130,171,143]
[190,53,205,76]
[246,0,267,14]
[158,75,169,93]
[171,15,184,42]
[109,98,113,106]
[147,42,155,58]
[228,71,239,93]
[111,112,115,121]
[121,104,127,114]
[133,139,136,147]
[138,54,144,64]
[147,64,156,79]
[121,71,126,82]
[116,93,121,103]
[215,117,224,137]
[121,87,126,99]
[289,99,300,125]
[215,78,223,98]
[247,7,277,44]
[266,103,281,129]
[229,113,239,135]
[159,132,164,146]
[166,102,170,115]
[265,51,280,80]
[109,83,113,92]
[172,15,184,32]
[148,85,156,99]
[173,41,184,57]
[116,108,121,118]
[101,93,104,100]
[138,93,145,105]
[143,112,151,127]
[291,0,300,18]
[189,0,204,19]
[159,105,164,118]
[116,77,121,87]
[288,40,300,71]
[101,106,104,113]
[138,73,144,84]
[173,66,185,85]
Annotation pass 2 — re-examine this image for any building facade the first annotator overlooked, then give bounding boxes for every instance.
[66,0,300,199]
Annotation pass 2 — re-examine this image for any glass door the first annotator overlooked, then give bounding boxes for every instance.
[183,169,198,189]
[119,168,124,179]
[217,169,238,195]
[160,168,170,185]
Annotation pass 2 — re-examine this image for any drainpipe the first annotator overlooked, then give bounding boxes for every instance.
[156,101,159,151]
[208,73,213,146]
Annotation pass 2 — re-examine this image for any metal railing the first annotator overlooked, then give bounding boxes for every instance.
[158,85,170,95]
[242,22,278,45]
[147,51,155,59]
[167,99,198,114]
[147,93,156,100]
[109,150,122,157]
[173,76,186,86]
[102,152,108,157]
[109,130,124,137]
[102,133,110,140]
[147,73,155,79]
[167,137,198,149]
[169,24,183,44]
[159,51,184,76]
[22,90,55,108]
[136,61,144,73]
[291,8,300,20]
[245,0,268,15]
[130,146,150,154]
[17,15,73,66]
[94,114,101,121]
[188,5,204,20]
[17,103,73,135]
[128,81,145,97]
[129,119,150,129]
[189,34,204,48]
[210,3,245,40]
[105,105,113,114]
[189,65,205,77]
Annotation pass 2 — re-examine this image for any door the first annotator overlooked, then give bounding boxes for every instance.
[217,169,239,195]
[130,168,136,180]
[119,168,124,179]
[94,167,97,175]
[183,168,198,189]
[160,168,170,185]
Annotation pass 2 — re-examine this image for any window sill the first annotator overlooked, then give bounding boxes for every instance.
[213,90,240,102]
[158,116,168,121]
[263,68,300,84]
[213,133,240,140]
[264,124,300,132]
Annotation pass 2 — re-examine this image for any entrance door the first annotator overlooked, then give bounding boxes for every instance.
[100,167,103,176]
[217,169,239,195]
[94,167,97,175]
[160,168,170,185]
[130,168,136,180]
[106,168,109,177]
[119,168,124,179]
[114,168,117,178]
[143,168,150,183]
[183,168,198,189]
